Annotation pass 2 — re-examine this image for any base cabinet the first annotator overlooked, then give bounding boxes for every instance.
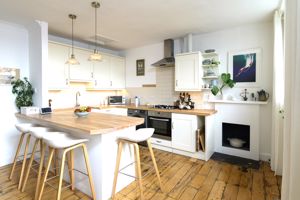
[171,113,199,153]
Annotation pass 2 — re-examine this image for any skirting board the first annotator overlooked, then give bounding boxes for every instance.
[260,153,271,162]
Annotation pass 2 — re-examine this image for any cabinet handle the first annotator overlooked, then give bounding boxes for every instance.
[95,80,97,86]
[91,72,94,78]
[156,140,162,143]
[176,80,178,86]
[66,79,69,85]
[172,122,174,129]
[110,81,112,86]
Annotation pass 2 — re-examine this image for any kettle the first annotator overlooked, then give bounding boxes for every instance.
[257,90,269,101]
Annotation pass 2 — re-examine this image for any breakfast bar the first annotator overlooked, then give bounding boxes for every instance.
[16,110,144,200]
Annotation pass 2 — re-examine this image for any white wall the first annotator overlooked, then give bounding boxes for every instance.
[28,20,49,107]
[125,42,163,87]
[0,21,29,167]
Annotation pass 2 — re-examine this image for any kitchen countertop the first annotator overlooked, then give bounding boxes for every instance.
[93,105,217,116]
[15,109,144,135]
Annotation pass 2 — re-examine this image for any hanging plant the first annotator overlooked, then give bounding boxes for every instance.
[11,77,34,109]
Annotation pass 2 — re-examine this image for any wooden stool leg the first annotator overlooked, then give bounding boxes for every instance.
[35,141,45,200]
[147,139,163,191]
[81,144,96,199]
[67,150,75,191]
[56,150,67,200]
[134,143,144,200]
[18,134,31,190]
[38,148,55,200]
[22,138,40,192]
[111,141,123,200]
[9,132,25,180]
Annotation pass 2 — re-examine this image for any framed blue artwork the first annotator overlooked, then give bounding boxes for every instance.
[228,48,261,87]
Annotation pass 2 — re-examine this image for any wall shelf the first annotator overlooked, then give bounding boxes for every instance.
[208,100,268,105]
[202,76,218,79]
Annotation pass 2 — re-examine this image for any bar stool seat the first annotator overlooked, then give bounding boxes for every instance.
[118,128,154,143]
[111,128,163,200]
[37,132,95,200]
[15,123,35,133]
[29,127,53,138]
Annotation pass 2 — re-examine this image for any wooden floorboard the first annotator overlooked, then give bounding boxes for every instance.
[0,147,281,200]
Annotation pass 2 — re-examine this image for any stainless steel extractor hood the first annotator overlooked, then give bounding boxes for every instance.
[151,39,175,67]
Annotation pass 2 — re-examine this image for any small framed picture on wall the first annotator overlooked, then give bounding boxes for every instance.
[228,48,261,87]
[136,59,145,76]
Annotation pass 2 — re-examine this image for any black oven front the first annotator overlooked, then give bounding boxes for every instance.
[147,111,172,141]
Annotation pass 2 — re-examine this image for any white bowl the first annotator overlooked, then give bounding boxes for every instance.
[227,138,246,148]
[75,112,89,117]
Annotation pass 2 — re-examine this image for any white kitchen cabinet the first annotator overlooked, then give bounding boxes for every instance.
[93,54,111,88]
[110,56,125,89]
[175,52,203,91]
[48,42,70,89]
[171,113,199,152]
[69,48,94,81]
[93,55,125,89]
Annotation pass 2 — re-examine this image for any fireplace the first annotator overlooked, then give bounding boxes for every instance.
[222,122,250,151]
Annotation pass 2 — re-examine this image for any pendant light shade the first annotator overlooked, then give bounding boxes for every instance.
[66,14,80,65]
[89,1,102,61]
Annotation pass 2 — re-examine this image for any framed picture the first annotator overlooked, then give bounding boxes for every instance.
[228,48,261,87]
[136,59,145,76]
[0,67,20,85]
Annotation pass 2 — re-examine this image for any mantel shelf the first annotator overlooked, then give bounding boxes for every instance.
[207,100,268,105]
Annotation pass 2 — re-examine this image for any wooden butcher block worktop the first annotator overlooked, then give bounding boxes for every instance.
[15,109,144,135]
[96,105,217,116]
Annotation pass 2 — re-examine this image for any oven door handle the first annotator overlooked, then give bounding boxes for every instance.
[149,117,170,122]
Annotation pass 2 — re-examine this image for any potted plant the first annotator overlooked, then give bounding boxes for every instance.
[211,73,235,98]
[11,77,34,109]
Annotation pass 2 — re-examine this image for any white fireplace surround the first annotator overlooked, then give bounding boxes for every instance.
[212,101,262,160]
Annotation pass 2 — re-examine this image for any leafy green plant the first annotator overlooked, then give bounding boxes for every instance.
[11,77,34,109]
[211,73,235,96]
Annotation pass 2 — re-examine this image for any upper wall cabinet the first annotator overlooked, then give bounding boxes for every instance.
[175,52,203,91]
[48,42,70,89]
[69,48,94,81]
[47,42,125,90]
[93,55,125,90]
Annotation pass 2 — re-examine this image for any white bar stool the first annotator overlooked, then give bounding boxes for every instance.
[37,133,96,200]
[10,123,36,190]
[21,127,55,196]
[111,128,163,200]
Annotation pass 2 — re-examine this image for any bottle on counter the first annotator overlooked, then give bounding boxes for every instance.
[135,96,140,107]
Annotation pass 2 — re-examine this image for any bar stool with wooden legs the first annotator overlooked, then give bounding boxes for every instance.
[9,123,36,190]
[37,133,96,200]
[111,128,163,200]
[20,127,57,199]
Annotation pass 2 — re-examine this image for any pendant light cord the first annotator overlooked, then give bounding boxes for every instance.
[72,17,74,55]
[94,5,98,50]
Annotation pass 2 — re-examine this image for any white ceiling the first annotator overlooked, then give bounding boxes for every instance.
[0,0,280,50]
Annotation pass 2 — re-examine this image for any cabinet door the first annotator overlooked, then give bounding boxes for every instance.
[69,48,93,81]
[48,43,69,89]
[110,56,125,89]
[175,53,201,91]
[172,113,197,152]
[93,54,111,88]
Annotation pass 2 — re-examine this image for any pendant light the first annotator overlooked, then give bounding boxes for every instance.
[66,14,80,65]
[89,1,102,61]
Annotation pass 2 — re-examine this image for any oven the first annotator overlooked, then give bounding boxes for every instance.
[127,109,148,129]
[147,111,172,141]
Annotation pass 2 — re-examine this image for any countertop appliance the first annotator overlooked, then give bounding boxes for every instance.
[108,96,125,105]
[152,105,178,110]
[127,109,148,129]
[147,110,172,141]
